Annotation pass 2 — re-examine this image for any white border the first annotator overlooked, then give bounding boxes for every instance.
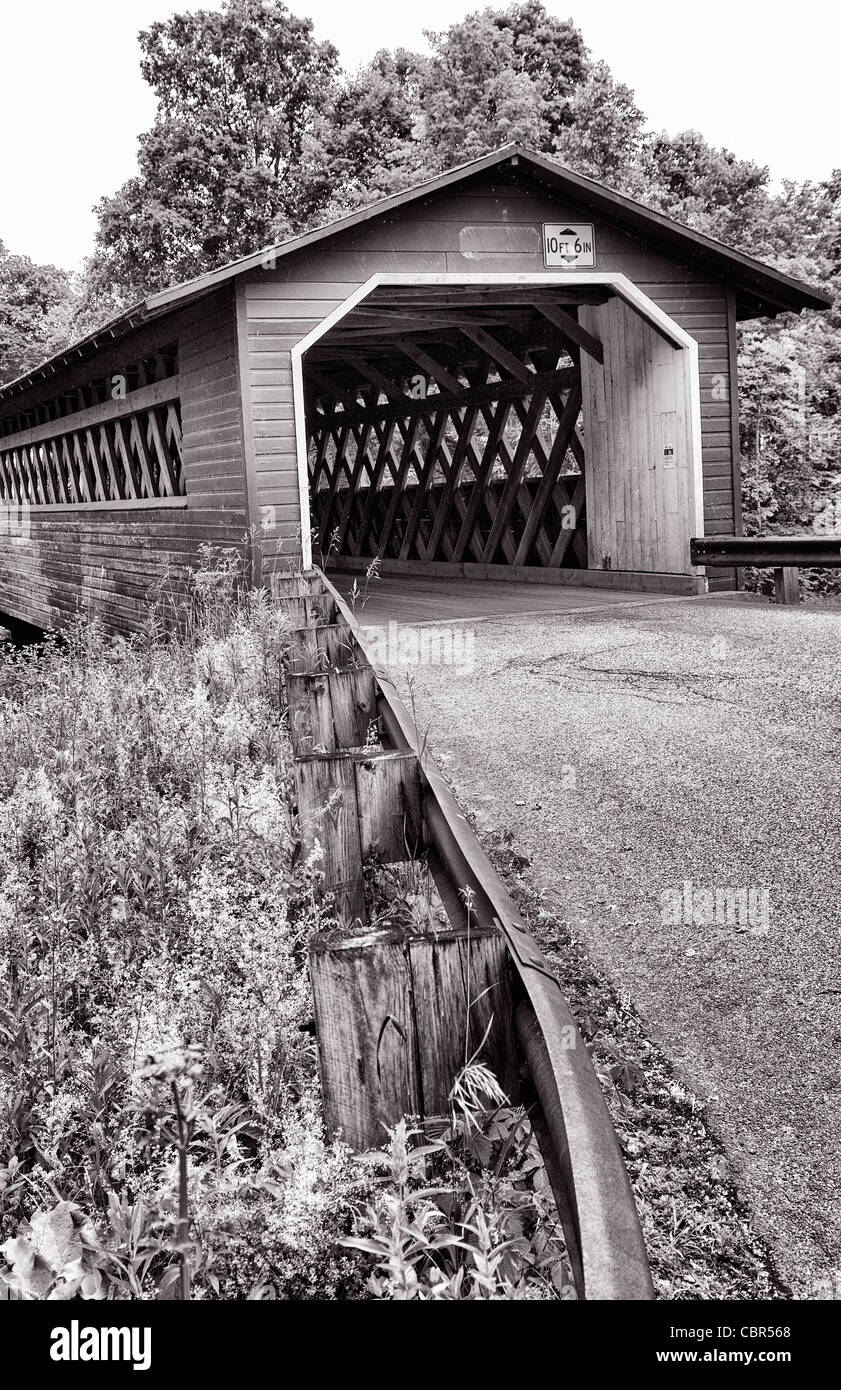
[290,272,705,570]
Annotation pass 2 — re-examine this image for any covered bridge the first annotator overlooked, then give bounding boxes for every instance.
[0,146,830,633]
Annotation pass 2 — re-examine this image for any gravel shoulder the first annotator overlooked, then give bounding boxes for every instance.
[385,594,841,1297]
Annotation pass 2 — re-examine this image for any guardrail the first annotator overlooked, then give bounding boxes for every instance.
[691,534,841,604]
[302,566,653,1300]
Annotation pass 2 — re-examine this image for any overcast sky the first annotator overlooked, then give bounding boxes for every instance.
[1,0,838,271]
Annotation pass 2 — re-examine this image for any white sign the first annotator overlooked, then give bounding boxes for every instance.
[543,223,595,268]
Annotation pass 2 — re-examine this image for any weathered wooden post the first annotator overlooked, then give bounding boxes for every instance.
[309,921,519,1150]
[774,565,800,605]
[276,570,518,1152]
[295,749,424,924]
[285,623,358,675]
[287,665,378,756]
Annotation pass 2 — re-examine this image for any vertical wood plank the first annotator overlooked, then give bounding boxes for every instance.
[309,924,518,1150]
[295,754,365,924]
[354,751,423,861]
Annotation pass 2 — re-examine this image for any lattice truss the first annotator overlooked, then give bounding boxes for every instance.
[0,347,184,506]
[305,288,607,569]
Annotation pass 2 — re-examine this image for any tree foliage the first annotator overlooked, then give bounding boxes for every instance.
[0,243,77,386]
[2,0,838,567]
[87,0,339,300]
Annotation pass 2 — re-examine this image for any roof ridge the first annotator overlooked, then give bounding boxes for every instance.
[1,145,832,402]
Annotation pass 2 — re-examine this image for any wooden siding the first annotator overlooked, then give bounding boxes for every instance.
[242,172,742,587]
[579,297,698,575]
[0,505,245,634]
[0,285,249,633]
[178,286,247,511]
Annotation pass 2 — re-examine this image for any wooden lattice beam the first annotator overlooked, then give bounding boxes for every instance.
[311,366,576,431]
[0,397,185,508]
[458,326,532,384]
[306,309,589,574]
[534,303,604,364]
[393,338,464,396]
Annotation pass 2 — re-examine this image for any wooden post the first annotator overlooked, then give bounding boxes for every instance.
[277,593,337,628]
[285,623,359,675]
[329,667,378,749]
[287,666,378,755]
[294,749,423,924]
[309,922,519,1150]
[270,570,326,598]
[774,565,800,605]
[355,750,423,861]
[295,753,366,926]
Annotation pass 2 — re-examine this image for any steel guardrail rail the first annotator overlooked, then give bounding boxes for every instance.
[316,567,654,1301]
[691,535,841,567]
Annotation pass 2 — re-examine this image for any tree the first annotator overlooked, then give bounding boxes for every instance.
[87,0,340,298]
[643,130,771,247]
[317,49,429,215]
[418,4,588,168]
[553,59,647,188]
[492,1,587,139]
[0,242,77,386]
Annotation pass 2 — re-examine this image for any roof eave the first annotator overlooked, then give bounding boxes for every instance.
[1,143,832,404]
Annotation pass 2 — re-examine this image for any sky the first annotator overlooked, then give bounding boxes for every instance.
[1,0,838,271]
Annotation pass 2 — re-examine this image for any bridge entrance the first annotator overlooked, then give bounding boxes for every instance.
[295,274,704,596]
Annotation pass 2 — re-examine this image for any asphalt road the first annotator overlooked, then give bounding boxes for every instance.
[384,593,841,1297]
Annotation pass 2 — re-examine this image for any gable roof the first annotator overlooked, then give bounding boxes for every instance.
[1,144,833,404]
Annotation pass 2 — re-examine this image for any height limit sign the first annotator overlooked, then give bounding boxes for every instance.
[542,224,596,268]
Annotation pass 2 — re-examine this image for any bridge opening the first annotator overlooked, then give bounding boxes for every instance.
[298,277,703,595]
[302,283,604,580]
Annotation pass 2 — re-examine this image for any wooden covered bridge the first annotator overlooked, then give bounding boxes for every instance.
[0,146,830,633]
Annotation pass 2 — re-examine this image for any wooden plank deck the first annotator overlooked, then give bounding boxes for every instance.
[328,572,676,627]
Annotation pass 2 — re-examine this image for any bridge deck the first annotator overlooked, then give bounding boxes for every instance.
[327,573,676,627]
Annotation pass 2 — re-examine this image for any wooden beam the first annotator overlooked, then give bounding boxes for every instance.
[513,386,583,566]
[112,418,139,500]
[84,427,109,501]
[397,408,452,560]
[305,364,345,405]
[339,354,408,404]
[534,303,604,364]
[310,366,575,430]
[459,326,532,384]
[129,415,157,499]
[363,286,611,309]
[393,338,464,396]
[145,407,178,498]
[0,377,180,452]
[97,424,123,501]
[450,399,513,564]
[481,390,547,563]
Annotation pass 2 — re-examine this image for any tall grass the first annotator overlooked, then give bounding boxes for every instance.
[0,549,569,1300]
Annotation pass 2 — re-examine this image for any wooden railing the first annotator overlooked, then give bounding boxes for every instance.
[273,566,654,1300]
[0,378,184,507]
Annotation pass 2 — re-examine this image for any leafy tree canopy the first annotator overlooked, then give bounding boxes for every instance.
[0,242,77,386]
[87,0,339,301]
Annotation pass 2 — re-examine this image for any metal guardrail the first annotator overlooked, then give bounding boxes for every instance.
[691,535,841,568]
[316,567,654,1301]
[691,533,841,604]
